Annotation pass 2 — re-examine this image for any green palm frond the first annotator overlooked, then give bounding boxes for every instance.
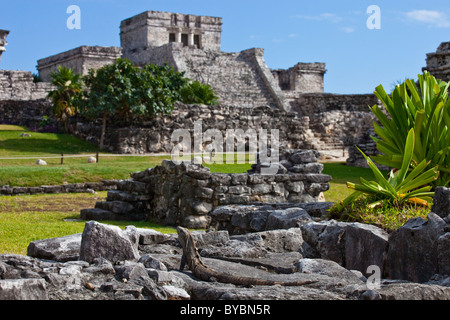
[371,71,449,188]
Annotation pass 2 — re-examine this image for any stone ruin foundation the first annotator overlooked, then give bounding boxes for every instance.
[81,149,332,229]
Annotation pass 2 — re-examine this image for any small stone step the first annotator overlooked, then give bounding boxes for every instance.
[80,208,116,221]
[95,200,135,214]
[80,207,147,222]
[107,190,151,202]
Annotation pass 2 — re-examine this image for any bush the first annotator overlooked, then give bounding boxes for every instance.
[76,59,188,149]
[330,72,448,228]
[370,71,449,188]
[180,81,219,105]
[332,129,438,214]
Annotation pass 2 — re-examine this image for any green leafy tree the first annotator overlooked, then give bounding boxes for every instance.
[370,71,449,188]
[47,66,82,132]
[180,80,219,105]
[77,59,187,149]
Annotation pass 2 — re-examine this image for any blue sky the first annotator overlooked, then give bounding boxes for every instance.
[0,0,449,94]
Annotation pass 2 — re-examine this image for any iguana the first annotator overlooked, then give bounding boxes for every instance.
[176,226,318,286]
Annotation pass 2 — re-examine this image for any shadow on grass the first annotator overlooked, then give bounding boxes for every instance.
[0,135,100,155]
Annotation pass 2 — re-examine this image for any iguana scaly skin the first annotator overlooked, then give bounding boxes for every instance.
[176,226,318,286]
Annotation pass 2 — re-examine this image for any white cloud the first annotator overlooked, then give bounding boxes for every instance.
[405,10,450,28]
[320,13,343,23]
[294,12,357,33]
[294,12,342,23]
[341,27,355,33]
[272,37,285,43]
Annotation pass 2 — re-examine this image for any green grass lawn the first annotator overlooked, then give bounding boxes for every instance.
[0,126,258,254]
[0,125,394,255]
[0,126,254,186]
[0,125,377,200]
[321,162,389,203]
[0,125,169,186]
[0,192,178,255]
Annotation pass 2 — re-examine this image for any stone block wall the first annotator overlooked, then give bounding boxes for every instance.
[0,68,383,162]
[0,99,52,129]
[81,153,332,229]
[181,47,287,109]
[287,93,380,158]
[139,43,289,110]
[71,103,313,154]
[292,92,378,115]
[424,41,450,82]
[0,92,382,163]
[37,46,122,82]
[272,63,326,93]
[345,128,391,171]
[120,10,223,62]
[0,180,118,196]
[0,71,54,101]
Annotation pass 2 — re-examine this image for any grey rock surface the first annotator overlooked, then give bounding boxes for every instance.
[1,214,449,300]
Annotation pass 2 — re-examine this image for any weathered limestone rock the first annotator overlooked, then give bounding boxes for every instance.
[27,233,81,262]
[2,214,450,300]
[431,187,450,218]
[79,221,140,263]
[114,261,150,282]
[0,279,48,300]
[182,215,211,229]
[201,228,304,260]
[139,254,168,271]
[191,230,229,247]
[301,220,347,264]
[438,233,450,276]
[137,228,166,245]
[266,208,312,230]
[424,41,450,82]
[343,222,389,274]
[372,282,450,300]
[87,156,97,163]
[209,203,332,234]
[35,159,47,165]
[80,208,117,221]
[295,258,363,282]
[385,212,446,283]
[300,220,389,274]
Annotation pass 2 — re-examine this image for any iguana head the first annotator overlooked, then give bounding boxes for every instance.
[177,226,191,250]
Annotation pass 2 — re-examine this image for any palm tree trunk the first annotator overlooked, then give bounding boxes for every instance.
[64,116,69,133]
[99,112,107,150]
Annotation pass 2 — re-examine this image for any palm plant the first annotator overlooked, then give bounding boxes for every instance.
[333,128,439,214]
[47,66,82,132]
[180,80,219,105]
[370,71,449,188]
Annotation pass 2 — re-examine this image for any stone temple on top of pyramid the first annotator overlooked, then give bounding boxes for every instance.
[36,10,326,111]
